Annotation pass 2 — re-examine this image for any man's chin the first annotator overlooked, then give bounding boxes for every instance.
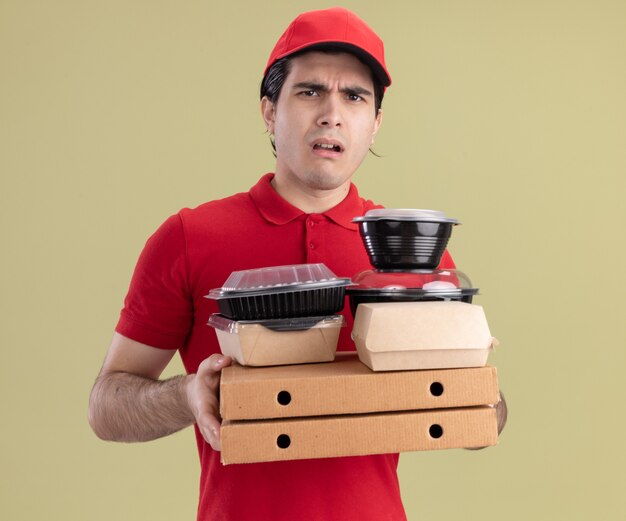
[302,172,351,191]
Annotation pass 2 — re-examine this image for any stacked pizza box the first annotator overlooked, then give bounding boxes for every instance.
[209,210,502,465]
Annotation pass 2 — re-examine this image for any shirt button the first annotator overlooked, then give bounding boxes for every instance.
[309,242,315,249]
[308,220,315,227]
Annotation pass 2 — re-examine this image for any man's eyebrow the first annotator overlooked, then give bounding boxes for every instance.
[291,81,373,97]
[341,85,373,97]
[291,82,329,92]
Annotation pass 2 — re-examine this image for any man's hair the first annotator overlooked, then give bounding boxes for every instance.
[260,49,385,154]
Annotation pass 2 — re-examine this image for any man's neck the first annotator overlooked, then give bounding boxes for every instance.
[270,175,351,214]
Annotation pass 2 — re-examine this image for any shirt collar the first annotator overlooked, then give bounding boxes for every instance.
[249,173,367,230]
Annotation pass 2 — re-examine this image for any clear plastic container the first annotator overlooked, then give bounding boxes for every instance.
[353,208,460,224]
[207,264,352,320]
[208,314,344,332]
[351,269,473,290]
[207,314,345,366]
[346,269,478,317]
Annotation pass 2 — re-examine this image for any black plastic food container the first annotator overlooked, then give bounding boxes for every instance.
[206,263,352,321]
[346,269,478,317]
[353,209,460,270]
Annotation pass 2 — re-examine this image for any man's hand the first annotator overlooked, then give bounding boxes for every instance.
[465,391,508,451]
[185,354,232,451]
[495,390,508,435]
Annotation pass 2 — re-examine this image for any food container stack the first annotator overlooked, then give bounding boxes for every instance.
[348,209,498,371]
[206,264,350,367]
[208,213,502,465]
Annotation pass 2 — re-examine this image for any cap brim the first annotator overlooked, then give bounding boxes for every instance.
[270,41,391,87]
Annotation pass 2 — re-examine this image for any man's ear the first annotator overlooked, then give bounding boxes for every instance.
[371,109,383,145]
[261,97,276,134]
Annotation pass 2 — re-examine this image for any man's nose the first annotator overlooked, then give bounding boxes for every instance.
[316,96,343,127]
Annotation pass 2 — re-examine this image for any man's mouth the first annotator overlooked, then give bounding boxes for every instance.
[312,142,343,153]
[314,143,342,152]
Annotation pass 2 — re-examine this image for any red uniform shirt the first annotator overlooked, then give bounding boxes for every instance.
[116,173,454,521]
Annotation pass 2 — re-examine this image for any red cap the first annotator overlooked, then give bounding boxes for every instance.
[264,7,391,88]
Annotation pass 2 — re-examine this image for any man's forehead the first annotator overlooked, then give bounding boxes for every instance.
[284,52,375,91]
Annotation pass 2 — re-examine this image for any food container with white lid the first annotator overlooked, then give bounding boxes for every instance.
[353,209,460,270]
[352,301,497,371]
[346,269,478,316]
[207,314,345,366]
[206,263,352,321]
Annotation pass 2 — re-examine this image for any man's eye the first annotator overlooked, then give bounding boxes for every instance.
[300,90,318,97]
[347,94,364,102]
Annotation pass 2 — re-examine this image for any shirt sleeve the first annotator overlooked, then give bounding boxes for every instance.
[115,213,193,349]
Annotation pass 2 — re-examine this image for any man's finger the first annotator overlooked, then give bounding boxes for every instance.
[198,354,232,375]
[197,411,223,450]
[195,354,232,393]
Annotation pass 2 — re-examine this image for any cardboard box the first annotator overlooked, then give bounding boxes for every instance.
[352,301,497,371]
[221,406,498,465]
[220,353,500,420]
[208,315,343,366]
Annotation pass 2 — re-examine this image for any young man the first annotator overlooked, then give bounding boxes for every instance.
[89,8,454,520]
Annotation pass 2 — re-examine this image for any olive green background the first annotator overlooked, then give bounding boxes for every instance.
[1,0,624,519]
